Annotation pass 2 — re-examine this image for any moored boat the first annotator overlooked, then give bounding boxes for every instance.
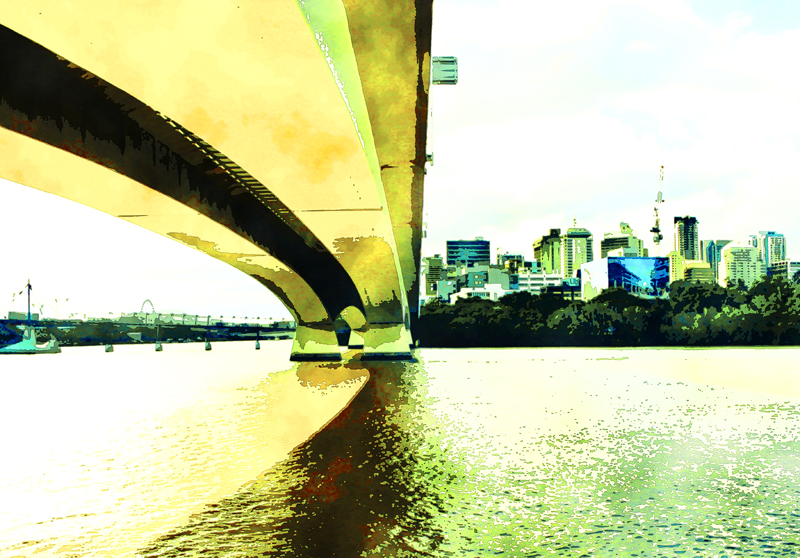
[0,280,61,355]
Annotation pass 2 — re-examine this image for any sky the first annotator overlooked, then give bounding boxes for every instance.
[2,0,800,320]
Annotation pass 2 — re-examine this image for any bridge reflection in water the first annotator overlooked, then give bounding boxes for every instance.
[140,359,449,557]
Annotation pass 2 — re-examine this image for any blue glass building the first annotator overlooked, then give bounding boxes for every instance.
[581,257,670,300]
[446,238,491,267]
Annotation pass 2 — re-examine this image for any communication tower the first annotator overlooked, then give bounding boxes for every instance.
[650,166,665,252]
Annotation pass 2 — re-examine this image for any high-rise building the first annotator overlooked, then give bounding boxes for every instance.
[600,222,645,258]
[667,251,685,284]
[674,216,699,260]
[446,237,490,267]
[719,243,766,288]
[421,255,444,296]
[700,239,731,280]
[533,229,562,275]
[755,231,786,267]
[560,224,593,278]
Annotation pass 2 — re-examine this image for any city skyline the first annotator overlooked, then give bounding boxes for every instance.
[4,0,800,319]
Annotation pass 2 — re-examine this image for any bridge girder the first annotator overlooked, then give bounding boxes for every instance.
[0,0,431,360]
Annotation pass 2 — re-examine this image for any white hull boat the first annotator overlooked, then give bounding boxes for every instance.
[0,324,61,354]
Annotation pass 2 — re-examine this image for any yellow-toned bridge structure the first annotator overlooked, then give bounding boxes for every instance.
[0,0,432,360]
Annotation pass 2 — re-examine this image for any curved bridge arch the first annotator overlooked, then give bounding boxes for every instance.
[0,0,432,360]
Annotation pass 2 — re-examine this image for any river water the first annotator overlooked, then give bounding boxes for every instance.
[2,345,800,557]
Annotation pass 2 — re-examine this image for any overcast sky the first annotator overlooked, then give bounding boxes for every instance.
[2,0,799,319]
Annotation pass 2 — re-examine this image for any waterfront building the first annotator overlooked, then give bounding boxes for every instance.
[767,260,800,281]
[560,223,593,279]
[600,222,645,258]
[533,229,562,275]
[674,216,700,260]
[581,257,669,301]
[684,261,715,283]
[718,243,766,288]
[446,237,490,267]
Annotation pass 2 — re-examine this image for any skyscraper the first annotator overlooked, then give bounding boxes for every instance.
[446,237,490,267]
[756,231,786,267]
[421,255,444,295]
[674,216,699,260]
[533,229,562,275]
[719,243,766,288]
[700,239,732,280]
[560,224,593,278]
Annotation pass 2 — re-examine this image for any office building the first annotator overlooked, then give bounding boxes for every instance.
[515,270,564,296]
[533,229,562,275]
[718,243,766,288]
[421,255,444,296]
[433,263,516,303]
[700,239,731,280]
[560,224,593,279]
[581,257,669,301]
[600,222,645,258]
[446,237,490,267]
[684,261,715,283]
[667,251,685,284]
[674,216,700,260]
[497,253,534,273]
[542,277,582,300]
[755,231,786,267]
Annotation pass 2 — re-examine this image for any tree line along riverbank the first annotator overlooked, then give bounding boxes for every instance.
[415,275,800,347]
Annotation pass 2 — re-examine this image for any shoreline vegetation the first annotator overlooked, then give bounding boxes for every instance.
[416,275,800,348]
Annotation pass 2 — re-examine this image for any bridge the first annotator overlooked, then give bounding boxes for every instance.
[0,0,436,361]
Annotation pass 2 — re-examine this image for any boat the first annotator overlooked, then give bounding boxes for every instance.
[0,281,61,355]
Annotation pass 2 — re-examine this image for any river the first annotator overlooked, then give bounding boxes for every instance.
[1,345,799,556]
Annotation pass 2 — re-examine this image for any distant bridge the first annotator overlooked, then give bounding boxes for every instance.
[0,0,432,360]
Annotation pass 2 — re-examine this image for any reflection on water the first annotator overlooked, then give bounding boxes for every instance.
[142,349,800,557]
[141,358,449,556]
[3,347,800,556]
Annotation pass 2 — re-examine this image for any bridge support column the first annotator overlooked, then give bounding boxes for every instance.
[361,323,414,361]
[290,323,342,362]
[347,330,365,350]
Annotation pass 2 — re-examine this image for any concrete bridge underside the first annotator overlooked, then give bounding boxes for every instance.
[0,0,431,360]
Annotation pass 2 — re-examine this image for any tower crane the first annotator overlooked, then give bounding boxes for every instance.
[650,166,665,247]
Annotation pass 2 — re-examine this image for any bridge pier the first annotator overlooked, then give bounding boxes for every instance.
[347,330,365,350]
[360,323,414,361]
[290,323,342,362]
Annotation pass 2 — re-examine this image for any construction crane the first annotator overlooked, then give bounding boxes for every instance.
[650,166,665,246]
